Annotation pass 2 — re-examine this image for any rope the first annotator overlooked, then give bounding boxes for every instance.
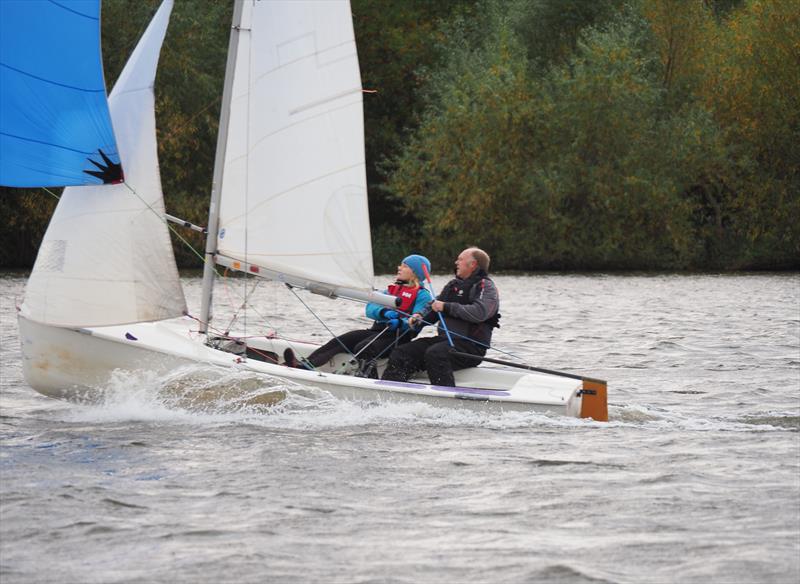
[219,274,319,368]
[350,326,392,360]
[168,96,221,142]
[39,158,354,369]
[342,324,418,377]
[123,182,209,265]
[413,313,523,362]
[45,182,525,369]
[44,181,280,357]
[42,187,61,201]
[43,166,211,267]
[286,284,352,363]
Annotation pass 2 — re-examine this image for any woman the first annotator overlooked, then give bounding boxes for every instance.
[285,255,433,375]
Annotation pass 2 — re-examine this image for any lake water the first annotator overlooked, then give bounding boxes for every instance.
[1,272,798,583]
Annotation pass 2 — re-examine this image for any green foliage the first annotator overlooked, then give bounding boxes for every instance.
[2,0,796,271]
[710,0,799,267]
[371,224,408,274]
[535,18,700,268]
[387,4,545,266]
[0,189,58,268]
[512,0,628,70]
[352,0,477,228]
[386,0,798,270]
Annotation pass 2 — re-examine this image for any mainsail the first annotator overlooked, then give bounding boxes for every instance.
[21,0,185,328]
[0,0,121,186]
[215,0,376,294]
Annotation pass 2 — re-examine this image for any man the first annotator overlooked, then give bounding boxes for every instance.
[381,247,500,387]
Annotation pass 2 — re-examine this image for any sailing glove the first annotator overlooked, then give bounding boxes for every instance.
[382,310,399,320]
[387,318,409,332]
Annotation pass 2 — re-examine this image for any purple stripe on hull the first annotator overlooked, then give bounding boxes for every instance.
[375,379,510,397]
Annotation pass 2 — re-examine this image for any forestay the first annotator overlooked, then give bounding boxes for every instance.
[216,0,375,293]
[21,0,185,328]
[0,0,121,187]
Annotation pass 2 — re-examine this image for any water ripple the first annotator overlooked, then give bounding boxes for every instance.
[1,273,798,583]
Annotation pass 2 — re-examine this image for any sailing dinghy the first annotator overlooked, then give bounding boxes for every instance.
[10,0,608,420]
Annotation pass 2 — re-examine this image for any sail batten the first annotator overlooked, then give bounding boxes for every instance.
[290,87,361,115]
[216,0,376,295]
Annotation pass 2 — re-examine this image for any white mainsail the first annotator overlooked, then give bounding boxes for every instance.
[21,0,185,327]
[216,0,375,292]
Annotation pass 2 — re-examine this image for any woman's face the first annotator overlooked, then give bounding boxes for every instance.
[396,263,415,282]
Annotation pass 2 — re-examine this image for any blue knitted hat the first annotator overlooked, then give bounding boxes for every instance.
[402,254,431,281]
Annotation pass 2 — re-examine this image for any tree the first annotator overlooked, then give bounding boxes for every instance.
[698,0,800,267]
[351,0,478,270]
[643,0,715,99]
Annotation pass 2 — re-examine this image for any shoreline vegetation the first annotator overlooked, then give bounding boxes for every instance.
[1,0,797,272]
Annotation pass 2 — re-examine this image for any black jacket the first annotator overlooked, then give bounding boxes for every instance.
[426,268,500,349]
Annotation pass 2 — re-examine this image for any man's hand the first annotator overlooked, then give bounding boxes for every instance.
[431,300,445,313]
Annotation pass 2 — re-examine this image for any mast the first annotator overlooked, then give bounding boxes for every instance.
[199,0,245,336]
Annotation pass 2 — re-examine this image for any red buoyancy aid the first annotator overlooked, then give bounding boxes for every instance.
[387,283,421,314]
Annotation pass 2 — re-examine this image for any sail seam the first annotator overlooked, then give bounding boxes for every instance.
[109,85,155,98]
[0,131,104,156]
[255,39,356,81]
[225,97,361,165]
[219,251,369,260]
[220,162,365,224]
[47,0,99,20]
[0,63,105,92]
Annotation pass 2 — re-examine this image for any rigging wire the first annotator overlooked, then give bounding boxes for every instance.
[42,187,61,201]
[40,172,418,373]
[286,284,354,360]
[40,191,522,369]
[334,325,416,376]
[213,272,321,369]
[220,267,262,334]
[37,193,523,366]
[42,185,209,266]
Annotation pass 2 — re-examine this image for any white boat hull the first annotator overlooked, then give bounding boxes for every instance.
[18,315,607,418]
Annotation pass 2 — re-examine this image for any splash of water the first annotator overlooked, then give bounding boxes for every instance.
[56,363,607,431]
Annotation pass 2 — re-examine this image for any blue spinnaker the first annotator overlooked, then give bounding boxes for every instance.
[0,0,122,187]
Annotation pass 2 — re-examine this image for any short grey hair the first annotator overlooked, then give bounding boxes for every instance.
[466,247,490,271]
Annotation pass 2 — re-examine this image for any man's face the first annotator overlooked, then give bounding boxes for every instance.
[455,250,477,279]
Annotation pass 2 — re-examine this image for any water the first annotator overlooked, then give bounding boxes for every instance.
[1,272,798,583]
